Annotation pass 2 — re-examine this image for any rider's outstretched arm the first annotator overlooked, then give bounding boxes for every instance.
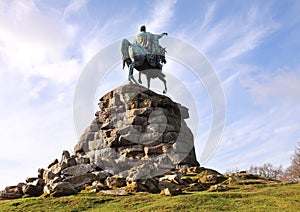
[153,33,168,40]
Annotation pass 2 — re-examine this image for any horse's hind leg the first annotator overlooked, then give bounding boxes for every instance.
[138,72,142,84]
[158,75,167,94]
[147,76,151,89]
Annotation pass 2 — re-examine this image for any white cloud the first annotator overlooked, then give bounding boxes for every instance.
[206,105,300,171]
[0,0,83,189]
[220,27,272,62]
[79,16,130,64]
[0,96,76,189]
[176,3,279,64]
[219,6,279,61]
[29,80,48,99]
[0,0,80,83]
[200,2,216,30]
[146,0,177,32]
[204,66,300,171]
[62,0,88,20]
[80,22,112,64]
[198,19,231,54]
[244,68,300,105]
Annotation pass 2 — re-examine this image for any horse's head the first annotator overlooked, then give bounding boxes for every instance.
[122,58,132,69]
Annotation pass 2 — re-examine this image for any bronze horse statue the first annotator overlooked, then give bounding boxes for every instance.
[120,31,168,94]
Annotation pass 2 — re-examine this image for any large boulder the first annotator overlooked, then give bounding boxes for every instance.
[0,184,24,199]
[44,182,77,197]
[197,169,226,185]
[126,178,160,193]
[65,173,98,190]
[22,184,43,197]
[61,164,94,176]
[105,176,126,189]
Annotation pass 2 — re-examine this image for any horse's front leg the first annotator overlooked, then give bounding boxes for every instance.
[138,72,142,84]
[128,63,135,81]
[163,81,167,94]
[128,63,139,84]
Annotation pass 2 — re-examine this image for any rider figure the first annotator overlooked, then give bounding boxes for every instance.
[121,26,168,93]
[134,25,167,56]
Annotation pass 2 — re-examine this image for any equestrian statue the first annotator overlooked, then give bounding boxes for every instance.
[121,25,168,94]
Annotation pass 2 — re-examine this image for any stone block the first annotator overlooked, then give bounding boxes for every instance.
[139,132,162,145]
[100,190,128,196]
[66,158,77,167]
[92,170,111,181]
[163,132,179,143]
[64,173,98,190]
[61,164,94,176]
[161,187,182,196]
[48,182,77,197]
[105,176,126,189]
[76,157,90,164]
[22,184,43,197]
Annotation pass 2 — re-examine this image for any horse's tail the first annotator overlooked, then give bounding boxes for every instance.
[120,39,131,68]
[122,60,126,69]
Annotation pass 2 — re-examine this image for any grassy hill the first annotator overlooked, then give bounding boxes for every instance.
[1,182,299,211]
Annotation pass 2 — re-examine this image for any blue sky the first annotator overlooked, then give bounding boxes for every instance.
[1,0,300,189]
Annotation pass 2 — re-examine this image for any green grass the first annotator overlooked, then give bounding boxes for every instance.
[1,183,299,212]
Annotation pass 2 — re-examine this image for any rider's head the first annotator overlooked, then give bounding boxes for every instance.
[140,25,146,32]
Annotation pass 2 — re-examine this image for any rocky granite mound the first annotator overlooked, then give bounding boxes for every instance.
[74,83,199,178]
[1,84,232,199]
